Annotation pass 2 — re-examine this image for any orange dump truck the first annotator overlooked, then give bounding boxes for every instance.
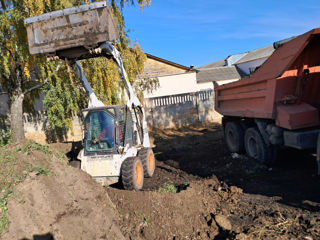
[214,28,320,174]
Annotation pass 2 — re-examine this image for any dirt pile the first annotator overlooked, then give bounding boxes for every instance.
[0,140,124,240]
[108,175,320,240]
[1,123,320,240]
[107,177,243,240]
[107,124,320,240]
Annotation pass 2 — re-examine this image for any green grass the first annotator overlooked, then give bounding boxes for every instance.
[0,145,17,236]
[134,211,152,225]
[55,150,67,162]
[157,184,178,193]
[157,183,190,194]
[0,190,13,235]
[17,140,52,156]
[0,129,11,147]
[26,165,52,176]
[0,117,11,147]
[143,214,152,225]
[0,140,61,236]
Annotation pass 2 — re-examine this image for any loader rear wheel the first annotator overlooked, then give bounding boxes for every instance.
[69,160,81,169]
[244,127,268,163]
[225,121,244,153]
[121,157,144,190]
[138,148,155,177]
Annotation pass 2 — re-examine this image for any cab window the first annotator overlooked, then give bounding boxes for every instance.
[85,111,114,152]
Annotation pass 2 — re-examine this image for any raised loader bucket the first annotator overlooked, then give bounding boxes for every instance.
[24,1,119,58]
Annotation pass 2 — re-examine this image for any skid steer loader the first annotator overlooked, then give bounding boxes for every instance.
[24,1,155,190]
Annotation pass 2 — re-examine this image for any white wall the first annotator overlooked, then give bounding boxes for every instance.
[216,79,239,86]
[236,58,267,75]
[144,71,241,99]
[197,82,213,91]
[196,78,239,91]
[144,72,197,98]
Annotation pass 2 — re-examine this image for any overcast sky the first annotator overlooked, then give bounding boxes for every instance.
[123,0,320,68]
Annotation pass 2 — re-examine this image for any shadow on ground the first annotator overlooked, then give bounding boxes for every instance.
[151,123,320,211]
[21,232,54,240]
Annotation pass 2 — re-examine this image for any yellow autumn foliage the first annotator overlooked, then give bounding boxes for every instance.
[0,0,152,140]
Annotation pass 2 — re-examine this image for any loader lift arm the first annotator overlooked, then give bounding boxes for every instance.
[23,1,154,189]
[71,42,150,147]
[71,42,141,109]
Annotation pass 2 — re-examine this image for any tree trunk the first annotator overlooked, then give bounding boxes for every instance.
[10,93,25,142]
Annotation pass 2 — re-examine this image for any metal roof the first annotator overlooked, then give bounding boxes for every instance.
[197,59,226,69]
[146,53,194,71]
[217,28,320,90]
[226,53,247,66]
[235,45,275,64]
[198,45,274,70]
[196,66,243,83]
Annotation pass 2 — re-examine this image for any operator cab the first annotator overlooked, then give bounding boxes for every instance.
[85,108,115,152]
[82,105,138,156]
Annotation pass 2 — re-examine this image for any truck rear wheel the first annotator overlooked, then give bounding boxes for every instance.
[244,127,268,163]
[225,121,244,153]
[138,148,155,177]
[121,157,144,190]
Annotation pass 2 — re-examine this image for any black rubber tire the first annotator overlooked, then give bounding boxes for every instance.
[267,146,278,165]
[138,148,155,178]
[69,160,81,169]
[121,157,144,190]
[244,127,269,164]
[224,121,244,153]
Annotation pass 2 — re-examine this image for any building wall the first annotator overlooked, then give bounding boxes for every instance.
[0,93,83,144]
[144,72,197,98]
[139,58,186,78]
[197,82,213,91]
[144,89,221,129]
[196,78,239,91]
[23,113,83,144]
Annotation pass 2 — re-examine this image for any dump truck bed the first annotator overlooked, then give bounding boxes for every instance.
[24,1,118,56]
[215,28,320,130]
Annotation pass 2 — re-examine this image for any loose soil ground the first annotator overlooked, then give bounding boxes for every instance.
[0,141,124,240]
[108,123,320,240]
[1,123,320,240]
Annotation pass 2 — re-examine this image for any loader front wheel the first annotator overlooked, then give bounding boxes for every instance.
[138,148,155,177]
[121,157,144,190]
[69,160,81,169]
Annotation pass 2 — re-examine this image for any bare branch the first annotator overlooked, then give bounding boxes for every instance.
[0,0,6,11]
[23,81,47,95]
[23,63,62,95]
